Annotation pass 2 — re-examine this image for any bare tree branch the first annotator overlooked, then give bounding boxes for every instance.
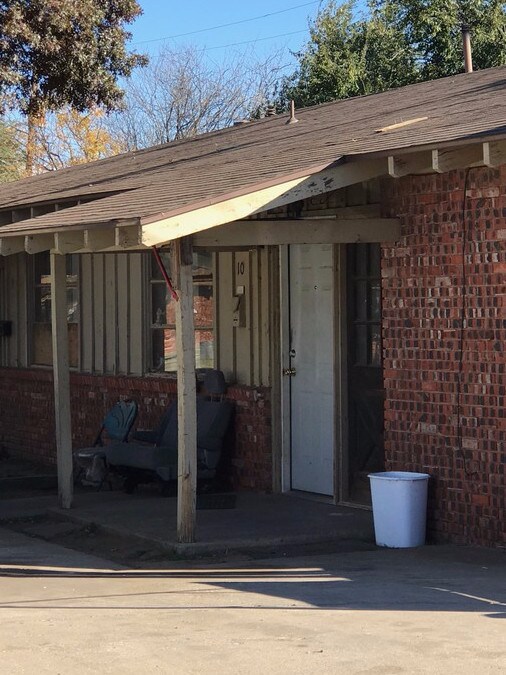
[107,45,287,150]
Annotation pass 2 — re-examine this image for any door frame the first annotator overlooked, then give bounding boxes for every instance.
[336,245,350,504]
[279,244,346,502]
[279,244,291,493]
[340,243,385,507]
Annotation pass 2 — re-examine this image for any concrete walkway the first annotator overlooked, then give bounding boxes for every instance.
[0,527,504,674]
[0,490,374,556]
[0,526,125,572]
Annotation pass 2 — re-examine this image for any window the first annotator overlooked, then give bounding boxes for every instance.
[32,252,79,367]
[150,250,214,372]
[347,243,382,368]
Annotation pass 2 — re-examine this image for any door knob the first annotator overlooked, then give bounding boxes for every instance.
[283,368,296,376]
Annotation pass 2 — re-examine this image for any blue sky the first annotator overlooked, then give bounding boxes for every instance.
[128,0,325,69]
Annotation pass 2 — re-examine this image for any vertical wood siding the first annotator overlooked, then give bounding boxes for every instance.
[80,252,145,375]
[0,180,380,383]
[0,252,146,375]
[215,246,272,386]
[0,253,28,368]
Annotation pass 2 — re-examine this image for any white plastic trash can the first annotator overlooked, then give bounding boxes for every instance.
[368,471,430,548]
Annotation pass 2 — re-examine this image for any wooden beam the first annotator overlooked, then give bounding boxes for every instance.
[173,237,198,544]
[482,140,506,168]
[50,253,73,509]
[141,158,388,246]
[0,237,25,256]
[193,217,401,248]
[84,228,116,252]
[25,234,54,254]
[115,224,144,249]
[388,152,433,177]
[53,231,85,254]
[333,204,381,219]
[432,145,483,173]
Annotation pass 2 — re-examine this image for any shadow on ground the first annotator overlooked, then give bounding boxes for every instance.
[1,534,505,618]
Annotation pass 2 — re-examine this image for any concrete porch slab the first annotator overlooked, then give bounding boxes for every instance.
[0,489,375,558]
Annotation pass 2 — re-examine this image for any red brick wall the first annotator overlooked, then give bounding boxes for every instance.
[381,167,505,548]
[0,368,272,492]
[226,386,272,490]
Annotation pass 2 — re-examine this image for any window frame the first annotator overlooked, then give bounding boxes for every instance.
[147,249,216,374]
[29,252,81,369]
[347,243,382,369]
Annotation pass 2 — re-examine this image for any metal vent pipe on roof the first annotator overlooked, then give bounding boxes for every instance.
[461,24,473,73]
[286,100,298,125]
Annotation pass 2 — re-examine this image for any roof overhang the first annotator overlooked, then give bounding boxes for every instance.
[0,156,394,254]
[1,138,505,256]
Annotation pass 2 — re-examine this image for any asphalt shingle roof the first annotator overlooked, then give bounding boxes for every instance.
[1,66,505,235]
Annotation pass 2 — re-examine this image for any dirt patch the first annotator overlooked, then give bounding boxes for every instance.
[1,511,375,568]
[0,513,191,567]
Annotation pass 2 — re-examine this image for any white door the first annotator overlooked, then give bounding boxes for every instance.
[289,244,335,496]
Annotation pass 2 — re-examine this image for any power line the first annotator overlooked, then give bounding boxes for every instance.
[133,1,319,45]
[204,29,308,51]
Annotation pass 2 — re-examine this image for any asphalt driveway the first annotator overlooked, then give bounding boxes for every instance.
[0,527,504,674]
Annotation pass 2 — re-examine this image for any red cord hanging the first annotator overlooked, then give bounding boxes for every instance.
[151,246,179,302]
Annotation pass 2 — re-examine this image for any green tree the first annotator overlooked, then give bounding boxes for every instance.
[376,0,506,80]
[277,0,506,109]
[0,0,147,173]
[0,120,23,182]
[279,2,417,107]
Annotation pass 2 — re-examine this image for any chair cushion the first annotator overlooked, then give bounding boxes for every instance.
[131,430,158,444]
[196,399,234,452]
[202,370,227,395]
[103,400,138,442]
[157,403,179,448]
[105,443,177,471]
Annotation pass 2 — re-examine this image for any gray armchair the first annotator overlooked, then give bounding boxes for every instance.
[105,370,233,493]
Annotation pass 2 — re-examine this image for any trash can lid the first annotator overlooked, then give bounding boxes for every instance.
[368,471,430,481]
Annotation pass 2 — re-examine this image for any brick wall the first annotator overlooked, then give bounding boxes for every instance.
[0,368,272,492]
[225,385,272,490]
[382,167,505,548]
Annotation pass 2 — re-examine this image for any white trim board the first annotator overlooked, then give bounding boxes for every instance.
[141,159,388,247]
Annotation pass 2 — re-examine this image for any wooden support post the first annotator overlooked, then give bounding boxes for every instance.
[173,237,197,543]
[50,253,73,509]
